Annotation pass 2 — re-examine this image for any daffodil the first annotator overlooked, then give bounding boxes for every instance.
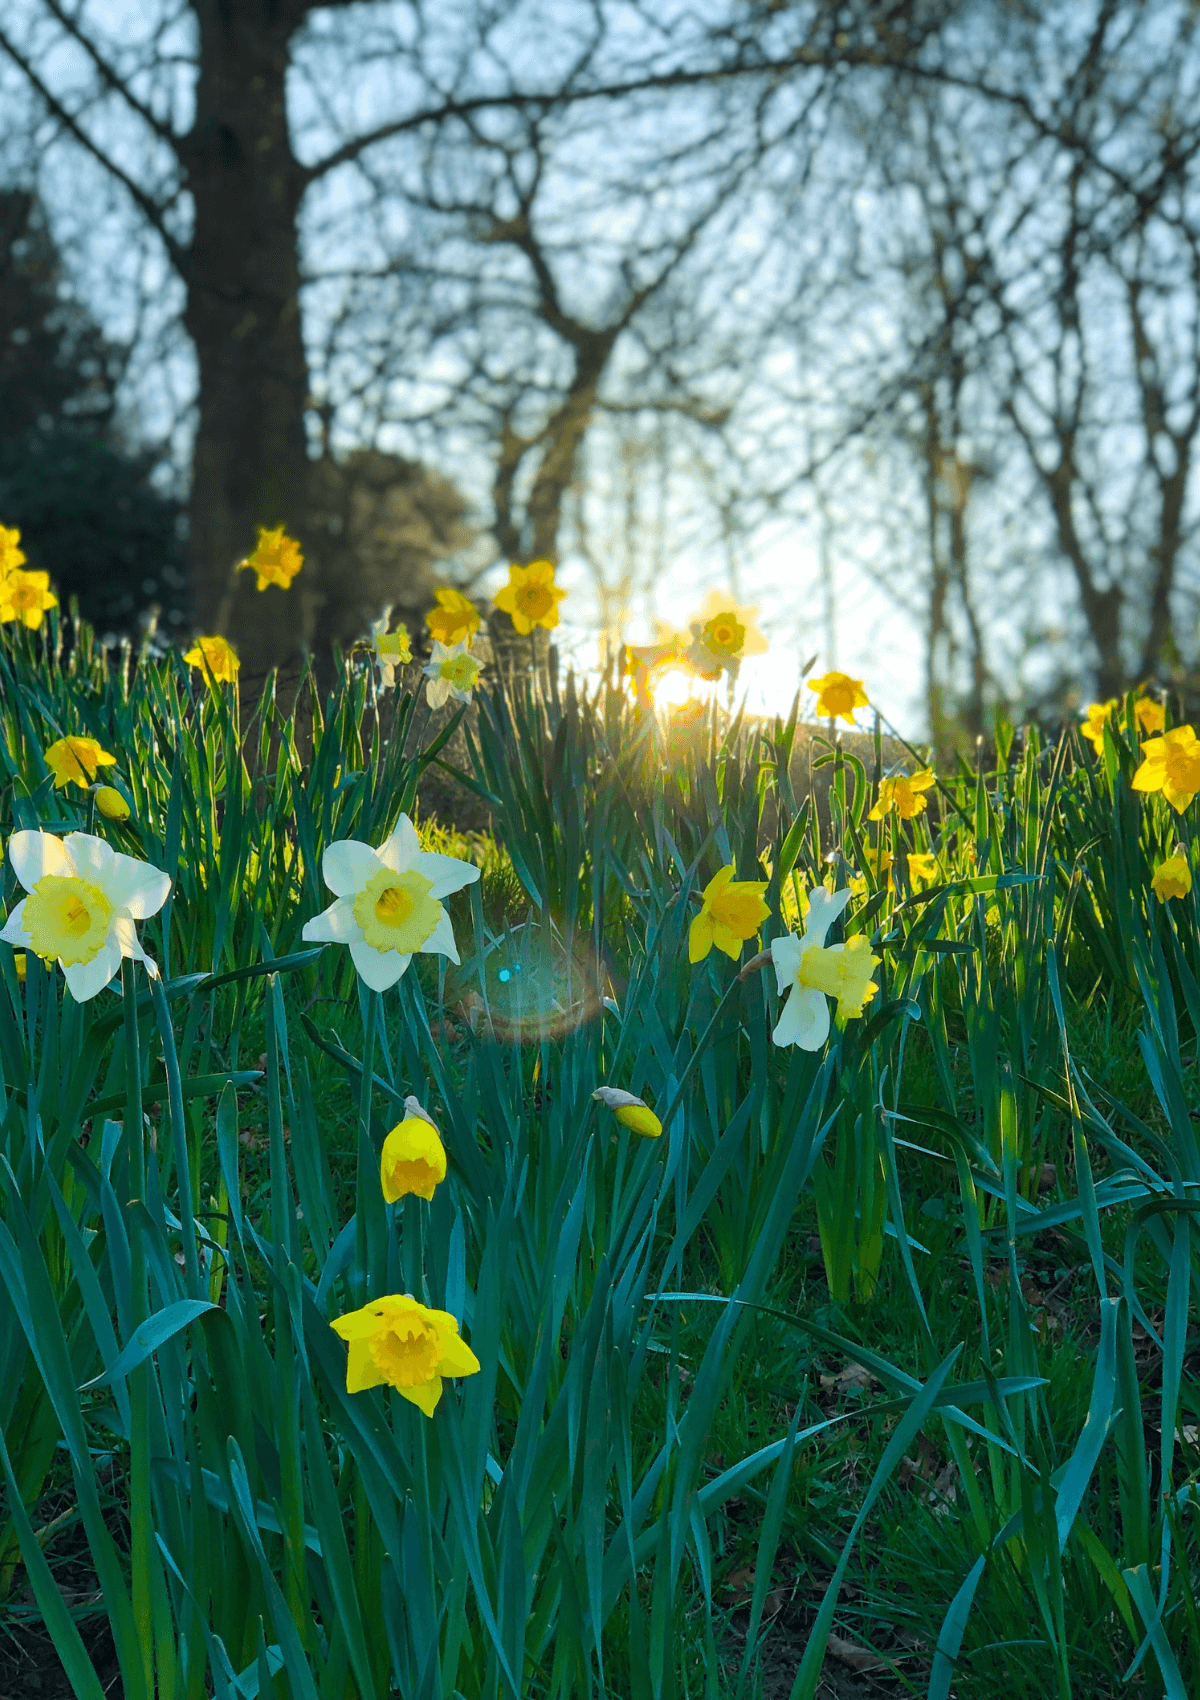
[688,864,772,963]
[868,768,936,821]
[302,813,479,991]
[493,559,566,635]
[770,886,879,1050]
[0,525,26,577]
[1135,695,1165,736]
[426,587,481,647]
[381,1098,447,1201]
[592,1086,662,1138]
[905,851,939,887]
[1081,699,1118,754]
[330,1294,480,1413]
[1133,725,1200,812]
[44,736,117,790]
[369,609,412,690]
[808,671,869,723]
[0,568,57,628]
[184,635,240,683]
[684,591,768,679]
[1152,853,1191,902]
[0,830,170,1002]
[424,640,482,709]
[237,524,303,591]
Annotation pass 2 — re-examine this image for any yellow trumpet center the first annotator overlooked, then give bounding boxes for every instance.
[369,1317,441,1388]
[23,875,113,966]
[353,867,442,954]
[516,584,553,618]
[797,936,878,1018]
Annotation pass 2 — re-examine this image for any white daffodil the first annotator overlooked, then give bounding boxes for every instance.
[0,830,171,1002]
[369,607,412,690]
[302,813,480,991]
[423,640,482,709]
[769,885,879,1050]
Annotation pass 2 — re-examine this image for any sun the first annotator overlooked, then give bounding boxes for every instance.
[650,667,695,711]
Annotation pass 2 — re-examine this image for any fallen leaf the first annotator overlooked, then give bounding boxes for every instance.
[825,1631,886,1672]
[819,1362,874,1393]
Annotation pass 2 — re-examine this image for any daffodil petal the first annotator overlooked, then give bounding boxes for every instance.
[689,912,714,963]
[774,985,829,1050]
[302,897,359,943]
[0,899,32,947]
[9,831,69,891]
[61,832,116,886]
[436,1334,481,1377]
[412,851,481,900]
[322,840,383,897]
[418,908,460,963]
[804,886,852,946]
[62,938,124,1003]
[400,1376,443,1416]
[377,815,421,873]
[104,854,171,919]
[769,931,803,992]
[349,938,409,990]
[345,1338,388,1393]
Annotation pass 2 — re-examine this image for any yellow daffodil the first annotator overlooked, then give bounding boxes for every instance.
[369,609,412,690]
[381,1099,448,1201]
[0,830,170,1001]
[493,559,566,634]
[13,951,26,983]
[94,787,131,823]
[808,670,869,724]
[1081,699,1117,754]
[684,591,769,679]
[0,568,57,628]
[1135,695,1165,736]
[688,864,772,963]
[1152,853,1191,902]
[330,1294,480,1413]
[0,525,26,577]
[592,1085,662,1138]
[184,635,240,683]
[43,736,118,790]
[302,813,480,991]
[42,737,116,791]
[868,768,936,821]
[1133,725,1200,812]
[426,587,481,647]
[237,524,303,592]
[424,640,482,709]
[770,886,879,1049]
[905,851,939,887]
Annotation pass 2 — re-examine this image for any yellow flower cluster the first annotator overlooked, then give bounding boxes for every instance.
[0,526,58,629]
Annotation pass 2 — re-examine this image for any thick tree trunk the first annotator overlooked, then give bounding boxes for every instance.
[181,0,313,678]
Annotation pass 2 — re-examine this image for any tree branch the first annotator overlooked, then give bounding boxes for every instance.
[38,0,182,153]
[0,21,184,270]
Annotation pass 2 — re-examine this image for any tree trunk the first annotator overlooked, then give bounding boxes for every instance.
[181,0,312,679]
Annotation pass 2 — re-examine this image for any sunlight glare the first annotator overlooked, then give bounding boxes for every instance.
[650,667,695,711]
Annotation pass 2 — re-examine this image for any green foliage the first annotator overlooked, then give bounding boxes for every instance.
[0,634,1196,1700]
[0,188,185,638]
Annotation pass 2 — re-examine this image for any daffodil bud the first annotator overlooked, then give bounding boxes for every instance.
[94,785,131,822]
[592,1086,663,1138]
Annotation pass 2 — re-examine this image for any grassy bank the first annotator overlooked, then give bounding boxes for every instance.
[0,614,1196,1699]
